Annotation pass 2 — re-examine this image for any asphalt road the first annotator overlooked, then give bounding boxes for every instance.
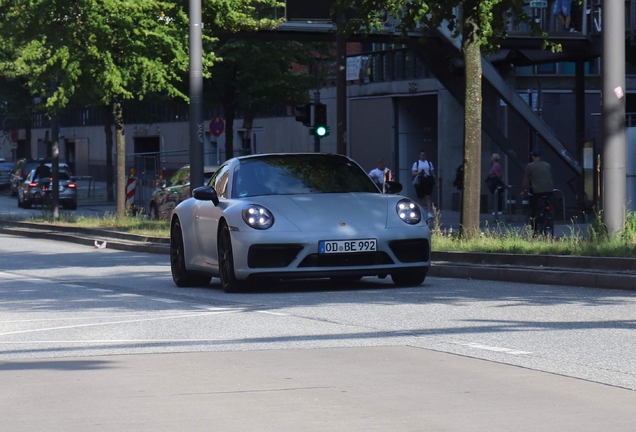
[1,234,636,431]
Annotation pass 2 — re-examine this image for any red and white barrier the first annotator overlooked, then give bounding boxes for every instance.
[126,177,136,209]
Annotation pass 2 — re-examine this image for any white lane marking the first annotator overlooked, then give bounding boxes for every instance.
[151,298,182,304]
[0,338,228,344]
[0,310,241,337]
[447,341,532,355]
[255,310,288,316]
[62,284,86,288]
[114,293,143,297]
[20,279,55,284]
[87,288,113,293]
[192,306,234,311]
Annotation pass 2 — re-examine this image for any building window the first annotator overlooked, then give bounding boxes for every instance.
[515,65,534,75]
[537,63,556,74]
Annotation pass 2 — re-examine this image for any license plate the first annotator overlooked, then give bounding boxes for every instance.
[319,239,377,254]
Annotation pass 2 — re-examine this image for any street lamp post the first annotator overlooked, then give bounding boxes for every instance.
[189,0,204,190]
[602,0,627,235]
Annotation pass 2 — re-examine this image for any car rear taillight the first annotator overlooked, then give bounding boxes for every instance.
[67,183,76,188]
[28,182,37,187]
[546,205,554,211]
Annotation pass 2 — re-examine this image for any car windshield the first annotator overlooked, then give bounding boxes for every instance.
[232,154,377,198]
[0,162,13,170]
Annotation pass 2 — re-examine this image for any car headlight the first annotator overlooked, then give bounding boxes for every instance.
[242,204,275,230]
[396,199,422,224]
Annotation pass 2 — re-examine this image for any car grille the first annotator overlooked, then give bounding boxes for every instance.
[298,252,394,268]
[248,244,304,268]
[388,239,430,263]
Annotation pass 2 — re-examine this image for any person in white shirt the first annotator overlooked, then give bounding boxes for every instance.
[368,158,391,191]
[412,150,437,217]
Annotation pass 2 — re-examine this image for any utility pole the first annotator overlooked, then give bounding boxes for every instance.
[189,0,204,190]
[602,0,627,235]
[336,5,347,155]
[313,57,322,153]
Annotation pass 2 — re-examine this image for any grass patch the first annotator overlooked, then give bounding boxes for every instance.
[429,209,636,258]
[19,211,170,237]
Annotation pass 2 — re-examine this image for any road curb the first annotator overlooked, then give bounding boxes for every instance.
[0,224,169,255]
[428,263,636,291]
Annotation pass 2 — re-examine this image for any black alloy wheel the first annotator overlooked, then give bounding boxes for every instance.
[170,220,210,287]
[218,222,246,293]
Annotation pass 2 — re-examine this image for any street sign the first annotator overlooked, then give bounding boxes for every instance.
[529,1,547,7]
[209,117,225,137]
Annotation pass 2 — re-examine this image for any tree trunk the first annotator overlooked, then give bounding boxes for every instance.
[460,9,483,238]
[112,97,126,217]
[224,103,236,161]
[103,106,115,202]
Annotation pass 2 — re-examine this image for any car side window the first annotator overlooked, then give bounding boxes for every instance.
[211,165,230,198]
[168,167,188,187]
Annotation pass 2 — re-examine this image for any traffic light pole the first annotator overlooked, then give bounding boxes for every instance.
[336,5,347,155]
[313,89,321,153]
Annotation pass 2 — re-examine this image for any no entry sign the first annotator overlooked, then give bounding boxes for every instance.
[209,117,225,137]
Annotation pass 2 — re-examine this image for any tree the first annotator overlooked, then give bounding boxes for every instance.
[207,39,326,160]
[339,0,548,237]
[0,0,209,217]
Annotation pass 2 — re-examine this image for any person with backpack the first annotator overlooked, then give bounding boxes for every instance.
[412,150,437,218]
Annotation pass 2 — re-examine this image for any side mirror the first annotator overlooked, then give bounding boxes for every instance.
[192,186,219,206]
[383,181,403,195]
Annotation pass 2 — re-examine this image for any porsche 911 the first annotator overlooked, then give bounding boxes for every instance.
[170,153,431,292]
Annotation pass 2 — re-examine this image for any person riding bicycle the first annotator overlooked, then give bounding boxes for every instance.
[521,149,554,235]
[34,160,52,183]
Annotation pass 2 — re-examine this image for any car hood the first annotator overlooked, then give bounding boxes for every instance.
[252,193,389,231]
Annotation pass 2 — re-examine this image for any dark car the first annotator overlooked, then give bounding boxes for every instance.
[148,165,218,219]
[0,161,13,190]
[11,159,73,196]
[18,167,77,210]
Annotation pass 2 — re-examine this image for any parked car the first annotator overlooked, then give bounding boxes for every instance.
[10,159,72,196]
[17,166,77,210]
[169,153,431,293]
[148,165,218,219]
[0,161,13,190]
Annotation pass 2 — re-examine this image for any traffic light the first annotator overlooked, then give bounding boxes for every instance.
[312,103,329,138]
[294,103,311,126]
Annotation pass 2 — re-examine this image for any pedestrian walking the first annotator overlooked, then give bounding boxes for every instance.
[485,153,505,215]
[412,151,437,218]
[521,149,554,235]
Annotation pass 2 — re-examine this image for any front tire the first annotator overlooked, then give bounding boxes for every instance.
[391,269,428,287]
[218,222,247,293]
[170,220,210,287]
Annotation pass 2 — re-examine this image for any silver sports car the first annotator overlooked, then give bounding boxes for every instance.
[170,153,431,292]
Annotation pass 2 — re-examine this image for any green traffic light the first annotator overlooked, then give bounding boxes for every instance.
[315,126,327,137]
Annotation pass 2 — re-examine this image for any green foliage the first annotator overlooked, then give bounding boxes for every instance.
[431,212,636,258]
[208,39,322,111]
[0,0,202,114]
[338,0,553,53]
